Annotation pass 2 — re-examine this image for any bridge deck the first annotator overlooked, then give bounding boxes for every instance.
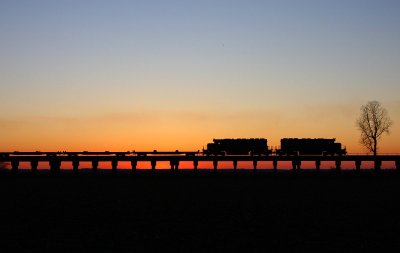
[1,152,399,172]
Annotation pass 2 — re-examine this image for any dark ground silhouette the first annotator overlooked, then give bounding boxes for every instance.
[1,171,400,252]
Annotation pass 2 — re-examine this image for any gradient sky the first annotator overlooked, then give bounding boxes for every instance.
[1,0,399,153]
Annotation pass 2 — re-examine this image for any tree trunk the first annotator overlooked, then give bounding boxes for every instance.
[373,138,378,170]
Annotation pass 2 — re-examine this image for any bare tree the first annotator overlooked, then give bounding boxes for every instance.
[356,101,393,156]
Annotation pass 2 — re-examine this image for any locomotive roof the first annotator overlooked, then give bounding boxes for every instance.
[281,138,336,141]
[213,138,267,141]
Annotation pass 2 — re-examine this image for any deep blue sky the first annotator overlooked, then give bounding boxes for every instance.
[1,0,399,151]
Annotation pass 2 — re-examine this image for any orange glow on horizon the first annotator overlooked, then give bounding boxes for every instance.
[1,103,399,154]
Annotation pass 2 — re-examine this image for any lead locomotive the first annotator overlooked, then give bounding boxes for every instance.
[276,138,346,156]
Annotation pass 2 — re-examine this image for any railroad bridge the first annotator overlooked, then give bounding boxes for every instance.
[1,151,400,173]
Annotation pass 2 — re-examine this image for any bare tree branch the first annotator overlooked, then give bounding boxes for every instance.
[356,101,393,156]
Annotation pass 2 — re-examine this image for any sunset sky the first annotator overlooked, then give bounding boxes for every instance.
[1,0,399,153]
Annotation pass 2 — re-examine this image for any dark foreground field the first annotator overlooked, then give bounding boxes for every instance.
[1,170,400,252]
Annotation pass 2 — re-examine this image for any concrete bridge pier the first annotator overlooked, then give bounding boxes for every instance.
[374,160,382,171]
[213,160,218,172]
[31,160,38,174]
[92,160,99,173]
[355,160,362,171]
[233,160,238,172]
[170,160,179,171]
[151,160,156,172]
[273,160,278,172]
[175,160,179,171]
[193,160,198,172]
[49,159,61,174]
[315,160,321,172]
[72,160,79,173]
[292,160,301,171]
[335,159,341,171]
[253,160,258,172]
[131,160,137,173]
[11,160,19,173]
[112,159,118,173]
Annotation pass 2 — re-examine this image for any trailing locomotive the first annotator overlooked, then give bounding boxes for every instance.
[203,138,271,156]
[276,138,347,156]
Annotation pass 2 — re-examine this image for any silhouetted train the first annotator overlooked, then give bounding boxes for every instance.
[1,138,346,158]
[203,138,346,156]
[203,138,271,156]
